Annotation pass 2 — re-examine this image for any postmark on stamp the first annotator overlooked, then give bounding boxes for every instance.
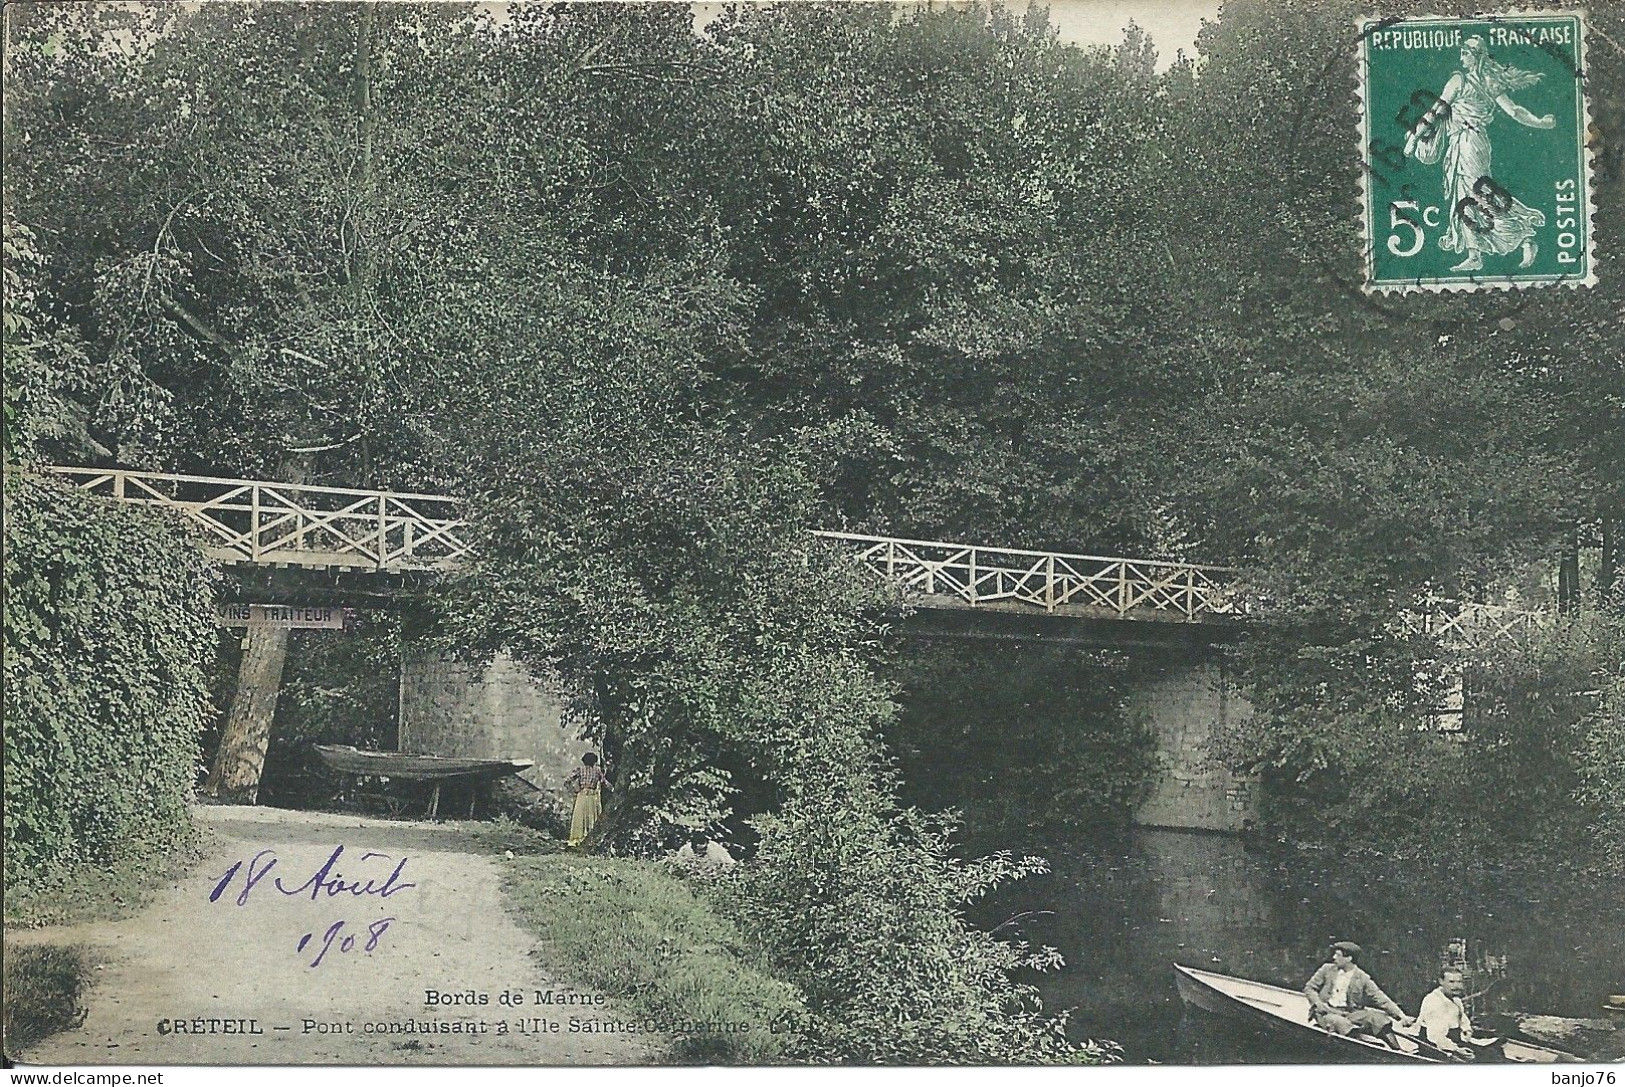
[1358,12,1594,292]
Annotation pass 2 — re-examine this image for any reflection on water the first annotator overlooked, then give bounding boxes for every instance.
[977,830,1625,1064]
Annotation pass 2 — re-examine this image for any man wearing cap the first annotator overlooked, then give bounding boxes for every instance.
[1303,941,1416,1043]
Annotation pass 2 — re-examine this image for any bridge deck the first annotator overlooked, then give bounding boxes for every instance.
[44,466,1548,649]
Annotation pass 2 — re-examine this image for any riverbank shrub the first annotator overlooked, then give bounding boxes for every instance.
[720,787,1113,1064]
[1,944,89,1057]
[439,423,1107,1061]
[434,359,1105,1060]
[2,470,216,901]
[1217,608,1625,871]
[1472,613,1625,876]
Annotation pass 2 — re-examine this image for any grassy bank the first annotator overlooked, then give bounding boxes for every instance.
[500,853,807,1064]
[2,943,90,1058]
[463,816,563,858]
[2,830,209,1058]
[3,820,209,1058]
[3,824,210,929]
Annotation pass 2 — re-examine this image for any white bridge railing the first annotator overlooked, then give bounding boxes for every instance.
[45,467,1554,645]
[810,531,1240,621]
[1399,599,1551,652]
[46,467,469,572]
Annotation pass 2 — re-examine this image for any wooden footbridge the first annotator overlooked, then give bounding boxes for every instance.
[48,467,471,572]
[44,466,1548,649]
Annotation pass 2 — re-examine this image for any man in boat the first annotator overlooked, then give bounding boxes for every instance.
[1304,941,1416,1045]
[1417,968,1479,1058]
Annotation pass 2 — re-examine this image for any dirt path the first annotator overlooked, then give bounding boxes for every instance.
[11,806,656,1066]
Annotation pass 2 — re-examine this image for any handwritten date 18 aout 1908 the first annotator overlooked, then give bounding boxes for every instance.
[209,845,415,968]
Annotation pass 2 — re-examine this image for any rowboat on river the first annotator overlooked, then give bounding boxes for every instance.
[1173,963,1581,1064]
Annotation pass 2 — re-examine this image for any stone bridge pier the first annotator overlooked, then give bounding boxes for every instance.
[398,648,584,823]
[1125,655,1258,832]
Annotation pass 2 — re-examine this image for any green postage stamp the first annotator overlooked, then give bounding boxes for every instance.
[1359,12,1594,291]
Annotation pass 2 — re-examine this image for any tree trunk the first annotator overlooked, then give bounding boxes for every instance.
[1599,512,1619,611]
[1558,527,1581,615]
[348,4,376,295]
[204,623,291,803]
[580,681,628,851]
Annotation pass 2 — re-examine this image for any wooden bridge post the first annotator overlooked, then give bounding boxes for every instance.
[377,494,388,569]
[293,487,309,552]
[250,484,261,562]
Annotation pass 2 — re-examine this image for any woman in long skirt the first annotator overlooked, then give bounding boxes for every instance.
[565,752,607,847]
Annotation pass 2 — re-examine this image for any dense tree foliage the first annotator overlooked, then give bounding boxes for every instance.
[3,218,94,463]
[1125,0,1622,865]
[886,643,1158,848]
[1109,0,1618,602]
[5,3,472,477]
[12,0,1615,578]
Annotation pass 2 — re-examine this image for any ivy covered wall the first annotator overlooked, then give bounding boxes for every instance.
[3,471,216,891]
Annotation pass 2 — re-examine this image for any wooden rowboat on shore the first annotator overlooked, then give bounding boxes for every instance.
[313,744,535,819]
[313,744,533,781]
[1173,963,1581,1064]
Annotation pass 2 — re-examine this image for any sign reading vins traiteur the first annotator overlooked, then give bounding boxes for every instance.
[1359,12,1593,291]
[217,604,346,629]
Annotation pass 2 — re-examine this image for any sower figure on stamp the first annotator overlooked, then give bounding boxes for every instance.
[565,751,608,848]
[1405,35,1555,272]
[1304,941,1416,1047]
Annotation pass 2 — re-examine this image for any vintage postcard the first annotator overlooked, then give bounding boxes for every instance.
[3,0,1621,1079]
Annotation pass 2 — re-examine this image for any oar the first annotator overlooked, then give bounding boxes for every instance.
[1394,1021,1470,1061]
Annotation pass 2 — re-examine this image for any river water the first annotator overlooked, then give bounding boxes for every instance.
[977,829,1625,1064]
